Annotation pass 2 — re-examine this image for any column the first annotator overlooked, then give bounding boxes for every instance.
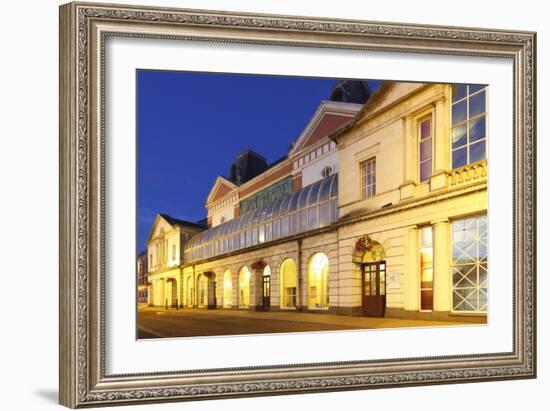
[431,96,450,190]
[404,226,420,311]
[433,219,452,312]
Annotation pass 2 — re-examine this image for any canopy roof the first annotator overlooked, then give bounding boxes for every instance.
[184,173,339,263]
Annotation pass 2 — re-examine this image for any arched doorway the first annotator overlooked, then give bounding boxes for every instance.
[280,258,297,309]
[262,265,271,311]
[308,253,329,309]
[197,274,208,308]
[185,275,193,307]
[238,266,251,308]
[223,270,232,308]
[353,235,387,317]
[166,278,177,308]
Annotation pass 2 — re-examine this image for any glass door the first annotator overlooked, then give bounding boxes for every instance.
[262,275,271,311]
[362,262,386,317]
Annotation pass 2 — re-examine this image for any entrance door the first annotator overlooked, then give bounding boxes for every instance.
[262,275,271,311]
[362,262,386,317]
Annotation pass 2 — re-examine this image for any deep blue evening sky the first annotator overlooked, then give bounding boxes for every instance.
[137,70,379,251]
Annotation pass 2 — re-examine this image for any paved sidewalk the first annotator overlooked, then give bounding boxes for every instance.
[137,306,471,338]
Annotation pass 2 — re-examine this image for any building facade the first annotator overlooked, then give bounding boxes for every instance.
[145,81,488,322]
[137,251,148,304]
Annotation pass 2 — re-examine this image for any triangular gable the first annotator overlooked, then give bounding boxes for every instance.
[289,101,362,157]
[146,214,175,243]
[206,176,237,205]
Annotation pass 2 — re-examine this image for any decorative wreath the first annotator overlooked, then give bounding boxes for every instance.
[251,260,267,270]
[354,235,375,253]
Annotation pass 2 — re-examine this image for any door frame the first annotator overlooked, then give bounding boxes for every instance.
[361,261,387,317]
[262,275,271,311]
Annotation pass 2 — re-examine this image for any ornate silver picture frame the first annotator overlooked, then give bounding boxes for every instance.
[59,1,536,408]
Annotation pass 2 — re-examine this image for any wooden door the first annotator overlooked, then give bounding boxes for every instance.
[362,262,386,317]
[262,275,271,311]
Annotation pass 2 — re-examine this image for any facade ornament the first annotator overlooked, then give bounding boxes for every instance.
[251,260,267,270]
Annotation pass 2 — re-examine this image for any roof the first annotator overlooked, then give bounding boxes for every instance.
[158,213,207,229]
[184,173,339,264]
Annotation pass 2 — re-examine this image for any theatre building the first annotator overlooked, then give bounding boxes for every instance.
[145,80,488,322]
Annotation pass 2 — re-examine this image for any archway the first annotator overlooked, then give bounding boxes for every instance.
[280,258,297,309]
[308,253,329,309]
[262,265,271,311]
[223,270,232,308]
[238,266,251,308]
[185,275,193,307]
[197,274,208,308]
[166,278,177,308]
[353,235,387,317]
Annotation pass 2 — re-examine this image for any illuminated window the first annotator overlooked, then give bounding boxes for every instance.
[419,226,434,311]
[280,259,297,308]
[223,270,232,308]
[452,215,488,313]
[238,266,251,308]
[419,116,433,182]
[321,165,333,178]
[361,158,376,198]
[451,84,487,168]
[307,253,329,309]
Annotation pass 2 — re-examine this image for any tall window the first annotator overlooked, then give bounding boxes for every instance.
[172,244,176,261]
[419,116,433,182]
[451,84,487,168]
[308,253,329,309]
[238,266,250,308]
[280,258,297,308]
[419,226,434,311]
[361,158,376,199]
[452,215,488,312]
[223,270,232,308]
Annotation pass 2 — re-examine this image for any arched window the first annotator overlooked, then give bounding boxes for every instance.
[321,165,333,178]
[280,259,297,308]
[223,270,232,308]
[238,266,251,308]
[308,253,329,309]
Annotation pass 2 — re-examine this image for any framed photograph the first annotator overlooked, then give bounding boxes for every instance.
[59,1,537,408]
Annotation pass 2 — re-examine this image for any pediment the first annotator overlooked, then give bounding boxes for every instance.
[147,214,174,243]
[206,176,237,205]
[289,101,361,157]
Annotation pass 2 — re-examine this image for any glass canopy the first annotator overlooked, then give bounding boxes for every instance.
[184,173,339,264]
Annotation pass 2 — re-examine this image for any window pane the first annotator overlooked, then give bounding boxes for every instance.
[452,100,467,124]
[452,124,467,149]
[469,116,486,142]
[452,84,467,102]
[469,140,486,163]
[420,119,431,138]
[469,90,486,117]
[452,147,467,169]
[420,160,432,182]
[319,202,330,227]
[308,206,318,230]
[420,139,432,162]
[469,84,485,94]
